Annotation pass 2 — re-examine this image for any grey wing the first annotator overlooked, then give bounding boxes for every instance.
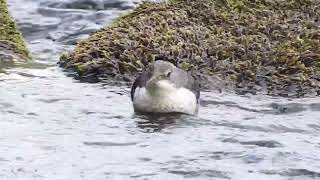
[170,69,200,100]
[130,71,149,101]
[186,72,200,100]
[131,77,139,101]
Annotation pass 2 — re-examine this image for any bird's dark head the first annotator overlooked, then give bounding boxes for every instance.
[144,60,176,91]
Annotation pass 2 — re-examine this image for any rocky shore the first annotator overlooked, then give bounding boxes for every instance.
[59,0,320,97]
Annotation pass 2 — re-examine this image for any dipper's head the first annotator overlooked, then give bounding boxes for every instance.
[144,60,176,91]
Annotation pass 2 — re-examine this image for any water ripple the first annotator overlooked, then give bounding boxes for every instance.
[83,141,139,147]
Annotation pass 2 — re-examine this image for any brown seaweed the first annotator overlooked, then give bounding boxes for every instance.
[59,0,320,97]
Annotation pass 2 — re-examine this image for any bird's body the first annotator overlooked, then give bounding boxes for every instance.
[131,60,200,115]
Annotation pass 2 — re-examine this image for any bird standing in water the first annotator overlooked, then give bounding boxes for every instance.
[131,60,200,115]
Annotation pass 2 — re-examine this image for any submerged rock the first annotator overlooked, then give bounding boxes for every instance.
[0,0,30,64]
[59,0,320,97]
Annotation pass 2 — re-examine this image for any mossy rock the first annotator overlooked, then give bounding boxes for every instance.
[0,0,30,64]
[59,0,320,97]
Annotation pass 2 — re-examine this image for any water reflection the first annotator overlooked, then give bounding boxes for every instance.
[133,113,189,133]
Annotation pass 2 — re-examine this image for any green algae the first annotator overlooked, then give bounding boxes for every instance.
[59,0,320,97]
[0,0,30,62]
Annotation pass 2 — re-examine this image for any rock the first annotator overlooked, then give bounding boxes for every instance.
[59,0,320,97]
[0,0,30,64]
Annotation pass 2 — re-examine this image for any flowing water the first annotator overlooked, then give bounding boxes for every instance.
[1,0,320,179]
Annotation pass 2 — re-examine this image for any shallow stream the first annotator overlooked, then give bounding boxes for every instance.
[1,0,320,179]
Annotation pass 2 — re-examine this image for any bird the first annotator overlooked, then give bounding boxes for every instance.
[131,60,200,115]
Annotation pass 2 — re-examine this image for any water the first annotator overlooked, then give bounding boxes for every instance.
[1,0,320,179]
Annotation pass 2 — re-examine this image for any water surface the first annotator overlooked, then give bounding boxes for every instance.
[1,0,320,179]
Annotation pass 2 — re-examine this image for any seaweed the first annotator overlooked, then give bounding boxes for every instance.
[0,0,30,62]
[59,0,320,97]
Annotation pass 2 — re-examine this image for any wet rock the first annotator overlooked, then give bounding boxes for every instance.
[59,0,320,97]
[0,0,30,64]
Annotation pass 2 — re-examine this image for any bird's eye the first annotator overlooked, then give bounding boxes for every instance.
[166,71,171,77]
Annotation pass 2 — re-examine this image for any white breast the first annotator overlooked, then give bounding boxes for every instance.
[132,80,198,114]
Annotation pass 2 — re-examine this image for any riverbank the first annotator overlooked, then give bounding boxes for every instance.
[0,0,30,64]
